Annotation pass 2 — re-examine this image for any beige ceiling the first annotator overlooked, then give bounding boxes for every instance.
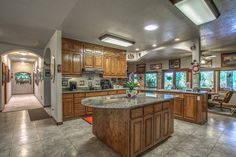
[0,0,236,61]
[7,51,39,63]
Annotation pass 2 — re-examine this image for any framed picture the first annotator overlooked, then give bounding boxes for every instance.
[169,59,181,69]
[2,63,6,85]
[136,64,146,74]
[221,52,236,67]
[127,53,135,59]
[150,63,162,70]
[201,60,212,68]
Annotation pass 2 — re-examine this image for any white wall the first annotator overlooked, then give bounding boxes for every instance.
[34,57,44,105]
[44,30,62,123]
[0,55,11,110]
[11,62,34,94]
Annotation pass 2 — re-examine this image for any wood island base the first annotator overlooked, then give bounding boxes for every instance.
[92,100,174,157]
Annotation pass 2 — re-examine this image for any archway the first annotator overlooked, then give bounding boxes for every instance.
[0,50,44,112]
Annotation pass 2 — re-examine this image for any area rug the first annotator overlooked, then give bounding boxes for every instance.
[82,116,93,124]
[28,108,51,121]
[208,107,236,117]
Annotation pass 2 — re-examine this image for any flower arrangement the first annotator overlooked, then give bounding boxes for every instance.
[125,72,139,98]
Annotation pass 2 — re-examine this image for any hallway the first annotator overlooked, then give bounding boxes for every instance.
[3,94,42,112]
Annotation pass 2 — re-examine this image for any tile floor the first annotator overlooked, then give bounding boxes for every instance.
[0,111,236,157]
[3,94,43,112]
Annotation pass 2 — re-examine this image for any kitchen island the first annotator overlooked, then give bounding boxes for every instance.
[138,88,208,124]
[82,93,174,157]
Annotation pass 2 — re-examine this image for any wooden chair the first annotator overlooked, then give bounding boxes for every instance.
[212,91,234,111]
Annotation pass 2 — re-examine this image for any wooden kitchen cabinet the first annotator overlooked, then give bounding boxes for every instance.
[162,108,170,139]
[143,114,154,151]
[72,53,82,74]
[183,95,197,122]
[174,97,184,119]
[62,51,72,74]
[83,44,103,69]
[94,54,103,68]
[130,117,143,157]
[103,55,112,76]
[154,111,162,144]
[62,94,74,120]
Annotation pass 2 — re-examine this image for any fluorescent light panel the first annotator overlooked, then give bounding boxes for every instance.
[173,0,220,25]
[99,34,135,47]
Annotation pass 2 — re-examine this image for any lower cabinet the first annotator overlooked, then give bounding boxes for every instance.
[62,90,126,120]
[62,95,74,120]
[183,95,197,122]
[130,101,173,157]
[174,98,184,118]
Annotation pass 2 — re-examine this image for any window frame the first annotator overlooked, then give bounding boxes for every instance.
[199,70,216,91]
[162,69,192,89]
[218,69,236,92]
[144,71,158,88]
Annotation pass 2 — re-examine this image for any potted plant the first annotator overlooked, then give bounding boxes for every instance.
[126,72,139,98]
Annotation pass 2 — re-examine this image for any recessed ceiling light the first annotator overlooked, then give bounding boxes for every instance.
[152,44,157,47]
[20,58,27,60]
[174,38,180,41]
[144,25,158,31]
[135,48,140,51]
[99,34,135,47]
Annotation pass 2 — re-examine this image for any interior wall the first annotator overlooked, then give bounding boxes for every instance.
[44,30,62,123]
[34,57,44,105]
[11,61,33,94]
[43,49,51,107]
[0,55,11,109]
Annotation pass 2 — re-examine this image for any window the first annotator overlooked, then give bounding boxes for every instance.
[220,70,236,91]
[145,73,157,87]
[129,73,139,83]
[164,72,174,89]
[200,71,214,89]
[176,71,187,89]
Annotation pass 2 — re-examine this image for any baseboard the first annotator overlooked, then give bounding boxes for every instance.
[51,116,63,125]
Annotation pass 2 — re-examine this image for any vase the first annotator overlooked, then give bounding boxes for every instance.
[126,89,136,98]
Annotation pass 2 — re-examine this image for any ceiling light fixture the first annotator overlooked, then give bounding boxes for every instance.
[174,38,180,41]
[99,34,135,47]
[135,48,140,51]
[144,25,158,31]
[152,44,157,47]
[170,0,220,25]
[20,58,27,60]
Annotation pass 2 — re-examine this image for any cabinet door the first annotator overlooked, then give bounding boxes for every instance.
[104,56,111,76]
[130,118,143,157]
[83,44,94,67]
[63,98,74,119]
[84,53,94,68]
[143,114,154,150]
[74,98,86,117]
[154,111,162,144]
[183,95,197,122]
[72,53,82,74]
[162,109,170,139]
[110,56,117,75]
[174,98,184,118]
[94,55,103,69]
[62,51,72,74]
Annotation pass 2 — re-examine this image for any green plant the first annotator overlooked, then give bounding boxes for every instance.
[125,81,139,91]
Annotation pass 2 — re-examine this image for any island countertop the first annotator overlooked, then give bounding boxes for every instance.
[81,93,174,109]
[62,88,127,94]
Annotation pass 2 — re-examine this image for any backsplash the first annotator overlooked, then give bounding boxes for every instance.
[62,74,102,89]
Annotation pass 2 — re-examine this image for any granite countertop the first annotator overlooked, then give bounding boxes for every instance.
[62,88,127,94]
[139,88,208,95]
[81,93,174,109]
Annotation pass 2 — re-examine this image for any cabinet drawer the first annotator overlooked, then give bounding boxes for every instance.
[154,103,162,112]
[108,91,117,95]
[62,94,73,99]
[86,92,108,97]
[117,90,126,94]
[74,103,85,110]
[131,108,143,119]
[163,102,170,109]
[74,93,86,98]
[144,105,154,116]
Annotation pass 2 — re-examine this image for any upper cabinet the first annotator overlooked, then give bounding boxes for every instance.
[83,44,103,69]
[62,38,82,75]
[62,38,127,78]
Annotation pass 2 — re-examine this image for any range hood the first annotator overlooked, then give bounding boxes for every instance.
[82,67,104,74]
